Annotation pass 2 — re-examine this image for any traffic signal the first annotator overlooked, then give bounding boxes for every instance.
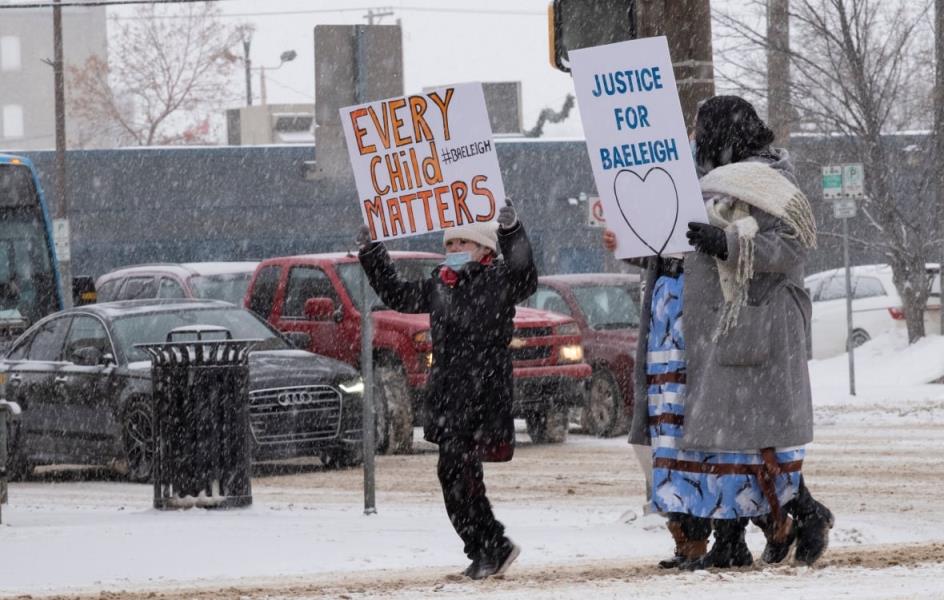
[549,0,637,72]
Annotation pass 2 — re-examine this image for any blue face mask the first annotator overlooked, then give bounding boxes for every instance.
[443,251,472,269]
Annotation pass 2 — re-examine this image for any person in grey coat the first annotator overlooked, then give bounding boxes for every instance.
[615,95,834,569]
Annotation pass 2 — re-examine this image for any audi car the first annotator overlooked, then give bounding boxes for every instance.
[0,299,365,482]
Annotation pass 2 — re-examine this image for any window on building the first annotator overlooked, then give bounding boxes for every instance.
[0,36,21,71]
[2,105,24,139]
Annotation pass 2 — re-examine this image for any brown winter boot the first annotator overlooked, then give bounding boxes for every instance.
[659,520,709,569]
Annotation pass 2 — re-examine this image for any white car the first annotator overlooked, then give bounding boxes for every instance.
[95,262,259,306]
[805,264,942,359]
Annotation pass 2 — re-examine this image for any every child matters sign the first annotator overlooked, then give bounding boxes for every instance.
[340,82,505,242]
[569,36,708,259]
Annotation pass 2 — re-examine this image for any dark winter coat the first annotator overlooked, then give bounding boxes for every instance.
[630,150,814,451]
[358,223,538,459]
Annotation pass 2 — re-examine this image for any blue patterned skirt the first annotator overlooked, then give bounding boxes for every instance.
[647,273,803,519]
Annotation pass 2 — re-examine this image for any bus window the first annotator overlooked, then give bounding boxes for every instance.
[0,160,59,330]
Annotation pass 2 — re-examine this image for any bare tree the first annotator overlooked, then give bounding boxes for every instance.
[67,2,245,146]
[714,0,940,342]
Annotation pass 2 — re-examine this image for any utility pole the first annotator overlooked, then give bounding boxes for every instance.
[767,0,791,146]
[637,0,714,130]
[364,7,394,26]
[53,0,72,309]
[242,35,252,106]
[937,0,944,334]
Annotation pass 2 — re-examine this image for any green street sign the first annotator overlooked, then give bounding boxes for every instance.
[822,166,843,199]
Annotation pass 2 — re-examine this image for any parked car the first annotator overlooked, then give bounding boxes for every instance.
[521,273,641,437]
[95,262,259,305]
[805,264,942,359]
[244,252,591,451]
[0,299,364,482]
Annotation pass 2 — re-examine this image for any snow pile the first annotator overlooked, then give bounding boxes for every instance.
[809,331,944,411]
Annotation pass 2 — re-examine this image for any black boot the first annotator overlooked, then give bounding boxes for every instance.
[462,552,482,578]
[794,496,835,565]
[753,514,797,564]
[683,518,753,570]
[471,537,520,580]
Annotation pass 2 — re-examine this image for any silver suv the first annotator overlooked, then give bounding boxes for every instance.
[95,262,259,306]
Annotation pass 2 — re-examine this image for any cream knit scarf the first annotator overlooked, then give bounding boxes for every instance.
[699,161,817,338]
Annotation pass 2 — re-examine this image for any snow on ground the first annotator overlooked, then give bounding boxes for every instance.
[1,333,943,598]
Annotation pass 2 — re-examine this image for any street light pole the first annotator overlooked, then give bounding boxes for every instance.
[52,0,72,309]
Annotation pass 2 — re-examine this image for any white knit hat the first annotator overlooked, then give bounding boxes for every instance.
[442,221,499,252]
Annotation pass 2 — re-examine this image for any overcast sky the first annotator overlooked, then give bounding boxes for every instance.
[104,0,758,139]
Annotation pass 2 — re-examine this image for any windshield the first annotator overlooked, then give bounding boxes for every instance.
[337,258,440,311]
[572,284,640,330]
[189,272,253,305]
[113,307,287,362]
[0,164,58,326]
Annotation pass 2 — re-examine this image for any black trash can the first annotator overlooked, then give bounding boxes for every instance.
[137,326,258,510]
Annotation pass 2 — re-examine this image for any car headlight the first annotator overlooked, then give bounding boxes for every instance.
[339,378,365,395]
[558,344,584,363]
[556,322,580,336]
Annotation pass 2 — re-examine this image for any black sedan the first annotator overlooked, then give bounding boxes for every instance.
[0,299,365,481]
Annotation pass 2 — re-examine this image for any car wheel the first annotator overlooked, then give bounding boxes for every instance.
[320,445,363,469]
[583,367,622,437]
[375,360,414,455]
[525,405,569,444]
[122,398,154,483]
[4,421,33,481]
[849,329,871,349]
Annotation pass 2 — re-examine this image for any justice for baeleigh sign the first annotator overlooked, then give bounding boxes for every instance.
[340,82,505,242]
[569,36,707,259]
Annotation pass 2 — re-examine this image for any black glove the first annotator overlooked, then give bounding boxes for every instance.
[497,198,517,230]
[686,222,728,260]
[355,224,373,249]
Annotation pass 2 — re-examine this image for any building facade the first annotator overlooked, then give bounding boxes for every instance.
[0,3,106,151]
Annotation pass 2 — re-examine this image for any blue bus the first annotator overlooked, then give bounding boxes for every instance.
[0,154,64,344]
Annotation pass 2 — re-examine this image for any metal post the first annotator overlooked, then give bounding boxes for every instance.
[242,37,252,106]
[355,24,377,515]
[259,66,267,106]
[842,216,856,395]
[53,0,72,309]
[767,0,791,146]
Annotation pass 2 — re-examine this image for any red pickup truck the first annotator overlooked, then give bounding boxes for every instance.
[244,251,591,453]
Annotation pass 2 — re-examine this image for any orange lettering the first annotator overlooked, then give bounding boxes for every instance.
[428,88,455,140]
[433,185,455,229]
[386,196,406,237]
[399,193,418,233]
[350,108,375,155]
[369,155,389,195]
[363,196,388,238]
[451,181,472,226]
[416,189,435,230]
[367,104,392,150]
[408,95,433,142]
[423,142,443,184]
[389,98,410,147]
[472,175,496,221]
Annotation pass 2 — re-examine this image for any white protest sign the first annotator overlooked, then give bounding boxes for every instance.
[340,82,505,242]
[569,36,708,259]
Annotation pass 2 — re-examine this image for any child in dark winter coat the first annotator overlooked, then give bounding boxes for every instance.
[355,200,537,580]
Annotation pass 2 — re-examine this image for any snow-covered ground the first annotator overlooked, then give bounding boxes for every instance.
[1,333,942,599]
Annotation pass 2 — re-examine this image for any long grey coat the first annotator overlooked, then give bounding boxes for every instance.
[629,151,814,451]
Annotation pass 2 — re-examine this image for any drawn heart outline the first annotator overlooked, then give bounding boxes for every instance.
[611,167,680,256]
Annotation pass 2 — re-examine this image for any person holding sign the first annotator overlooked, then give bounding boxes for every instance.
[355,201,535,580]
[608,96,833,569]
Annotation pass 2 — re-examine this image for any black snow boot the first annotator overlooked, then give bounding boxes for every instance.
[462,553,482,578]
[794,496,835,566]
[755,515,797,564]
[471,538,520,580]
[683,518,753,570]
